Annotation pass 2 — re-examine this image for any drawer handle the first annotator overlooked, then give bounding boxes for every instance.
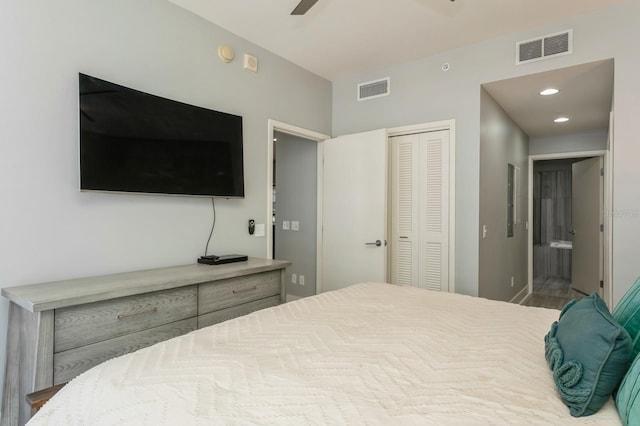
[233,285,257,294]
[117,307,158,320]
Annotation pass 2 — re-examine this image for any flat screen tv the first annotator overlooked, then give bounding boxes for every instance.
[79,73,244,198]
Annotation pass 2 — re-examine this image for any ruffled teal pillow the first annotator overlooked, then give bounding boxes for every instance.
[613,277,640,358]
[545,293,632,417]
[616,352,640,426]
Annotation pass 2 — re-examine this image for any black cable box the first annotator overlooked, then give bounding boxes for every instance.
[198,254,248,265]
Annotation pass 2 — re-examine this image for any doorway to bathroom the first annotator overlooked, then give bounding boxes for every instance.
[528,152,606,308]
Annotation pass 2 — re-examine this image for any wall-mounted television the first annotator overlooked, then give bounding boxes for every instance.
[79,73,244,198]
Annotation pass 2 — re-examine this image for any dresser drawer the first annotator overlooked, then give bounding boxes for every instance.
[54,286,197,352]
[198,270,280,315]
[53,318,197,384]
[198,295,281,329]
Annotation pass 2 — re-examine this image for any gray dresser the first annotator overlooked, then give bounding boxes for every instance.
[0,258,290,426]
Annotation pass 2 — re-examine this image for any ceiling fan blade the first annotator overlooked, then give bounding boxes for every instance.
[291,0,319,15]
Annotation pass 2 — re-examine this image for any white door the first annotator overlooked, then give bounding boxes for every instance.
[571,156,603,295]
[390,130,450,291]
[321,129,388,292]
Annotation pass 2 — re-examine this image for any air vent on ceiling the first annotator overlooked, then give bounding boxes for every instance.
[358,77,390,101]
[516,30,572,64]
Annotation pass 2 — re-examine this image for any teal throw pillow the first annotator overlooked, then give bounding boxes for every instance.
[616,352,640,426]
[613,277,640,358]
[544,293,632,417]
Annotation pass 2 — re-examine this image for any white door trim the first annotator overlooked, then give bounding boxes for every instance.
[267,120,330,295]
[527,149,612,306]
[605,112,614,308]
[387,119,456,293]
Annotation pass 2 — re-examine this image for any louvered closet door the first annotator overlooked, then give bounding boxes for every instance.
[390,130,450,291]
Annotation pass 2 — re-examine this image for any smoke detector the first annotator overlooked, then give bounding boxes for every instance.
[217,45,235,63]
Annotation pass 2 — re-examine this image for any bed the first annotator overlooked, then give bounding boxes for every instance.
[27,283,623,425]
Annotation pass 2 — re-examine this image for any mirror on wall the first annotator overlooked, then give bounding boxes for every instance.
[507,163,517,238]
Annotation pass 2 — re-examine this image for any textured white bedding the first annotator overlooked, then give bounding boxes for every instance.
[29,283,621,425]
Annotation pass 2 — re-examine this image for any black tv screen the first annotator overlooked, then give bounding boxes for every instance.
[79,73,244,198]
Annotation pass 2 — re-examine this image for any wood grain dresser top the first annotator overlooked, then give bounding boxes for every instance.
[1,258,291,312]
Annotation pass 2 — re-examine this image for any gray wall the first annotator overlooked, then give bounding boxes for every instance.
[0,0,331,409]
[530,130,608,155]
[274,133,318,298]
[478,89,529,301]
[332,1,640,301]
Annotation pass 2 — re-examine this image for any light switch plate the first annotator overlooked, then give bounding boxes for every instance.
[254,223,265,237]
[282,220,290,230]
[291,221,299,231]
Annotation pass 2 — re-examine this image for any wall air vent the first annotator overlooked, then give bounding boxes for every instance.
[358,77,390,101]
[516,30,572,65]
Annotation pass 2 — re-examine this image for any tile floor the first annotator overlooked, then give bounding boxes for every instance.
[520,277,585,310]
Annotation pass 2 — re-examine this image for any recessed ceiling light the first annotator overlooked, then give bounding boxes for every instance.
[554,117,570,123]
[540,88,560,96]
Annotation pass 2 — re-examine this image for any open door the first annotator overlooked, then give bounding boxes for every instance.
[571,156,603,295]
[321,129,388,292]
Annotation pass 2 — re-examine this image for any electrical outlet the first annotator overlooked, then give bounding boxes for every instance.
[299,275,305,286]
[291,273,297,284]
[291,221,299,231]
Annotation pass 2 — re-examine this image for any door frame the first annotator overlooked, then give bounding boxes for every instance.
[267,119,456,296]
[267,120,330,296]
[527,149,612,306]
[387,119,457,292]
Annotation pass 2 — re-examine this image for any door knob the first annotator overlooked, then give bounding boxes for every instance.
[365,240,382,247]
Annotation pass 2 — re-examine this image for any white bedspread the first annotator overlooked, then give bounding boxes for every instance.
[29,283,621,425]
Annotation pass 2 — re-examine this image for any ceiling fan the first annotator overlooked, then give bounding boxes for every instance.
[291,0,456,16]
[290,0,319,15]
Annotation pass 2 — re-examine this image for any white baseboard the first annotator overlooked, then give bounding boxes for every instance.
[286,294,302,303]
[510,285,530,305]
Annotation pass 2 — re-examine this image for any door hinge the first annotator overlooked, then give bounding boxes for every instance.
[600,224,604,232]
[600,280,604,289]
[600,167,604,176]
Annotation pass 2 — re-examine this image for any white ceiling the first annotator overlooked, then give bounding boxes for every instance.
[168,0,622,137]
[483,59,614,138]
[169,0,627,81]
